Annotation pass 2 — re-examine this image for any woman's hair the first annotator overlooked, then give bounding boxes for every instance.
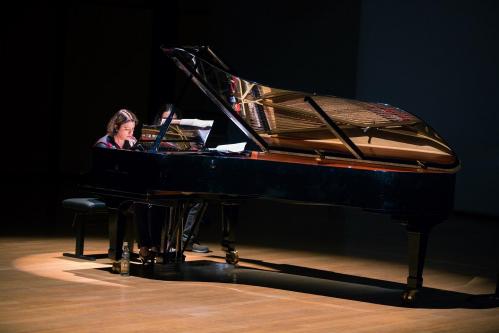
[153,103,175,125]
[106,109,139,135]
[154,103,182,125]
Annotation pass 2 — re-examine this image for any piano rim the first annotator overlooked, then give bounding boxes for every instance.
[92,146,460,174]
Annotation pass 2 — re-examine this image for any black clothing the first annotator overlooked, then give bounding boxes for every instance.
[134,204,164,249]
[182,202,203,243]
[94,133,203,253]
[95,135,133,149]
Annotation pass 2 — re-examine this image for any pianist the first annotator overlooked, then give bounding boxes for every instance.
[95,109,139,149]
[94,109,162,263]
[154,103,177,125]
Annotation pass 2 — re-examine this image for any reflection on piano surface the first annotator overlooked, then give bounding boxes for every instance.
[139,119,214,152]
[84,46,460,305]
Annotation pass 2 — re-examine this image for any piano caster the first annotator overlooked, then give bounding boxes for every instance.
[225,250,239,265]
[401,289,418,306]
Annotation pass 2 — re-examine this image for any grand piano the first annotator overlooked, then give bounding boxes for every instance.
[86,46,459,304]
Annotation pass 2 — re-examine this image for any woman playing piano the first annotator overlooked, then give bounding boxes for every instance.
[95,109,139,149]
[95,109,162,263]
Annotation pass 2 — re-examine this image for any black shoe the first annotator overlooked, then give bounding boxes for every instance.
[139,246,155,265]
[185,242,209,253]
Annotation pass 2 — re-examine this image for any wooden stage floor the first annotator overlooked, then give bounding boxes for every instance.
[0,224,498,333]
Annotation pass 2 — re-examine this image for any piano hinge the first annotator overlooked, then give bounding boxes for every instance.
[315,149,326,161]
[416,160,427,169]
[363,127,373,144]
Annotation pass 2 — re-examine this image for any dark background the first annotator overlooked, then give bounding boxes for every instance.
[2,0,499,237]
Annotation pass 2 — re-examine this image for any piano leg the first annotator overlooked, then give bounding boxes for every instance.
[403,222,433,305]
[107,207,136,261]
[168,201,187,263]
[221,202,240,265]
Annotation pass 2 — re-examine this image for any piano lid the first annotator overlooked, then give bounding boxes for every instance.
[164,47,459,171]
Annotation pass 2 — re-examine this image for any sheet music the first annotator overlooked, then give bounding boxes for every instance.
[209,142,247,153]
[179,119,214,128]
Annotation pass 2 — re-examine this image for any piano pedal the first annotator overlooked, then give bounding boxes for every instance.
[225,250,239,265]
[155,255,163,264]
[138,257,154,266]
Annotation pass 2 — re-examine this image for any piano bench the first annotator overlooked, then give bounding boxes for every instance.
[62,198,110,261]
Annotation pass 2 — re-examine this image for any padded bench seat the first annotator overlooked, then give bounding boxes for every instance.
[63,197,134,261]
[63,198,110,261]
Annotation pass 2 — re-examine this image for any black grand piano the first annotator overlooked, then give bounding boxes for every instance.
[86,46,459,304]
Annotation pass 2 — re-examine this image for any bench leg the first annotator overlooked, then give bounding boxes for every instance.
[63,214,97,261]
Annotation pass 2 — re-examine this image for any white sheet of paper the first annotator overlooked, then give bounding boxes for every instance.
[209,142,247,153]
[197,129,211,144]
[179,119,214,128]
